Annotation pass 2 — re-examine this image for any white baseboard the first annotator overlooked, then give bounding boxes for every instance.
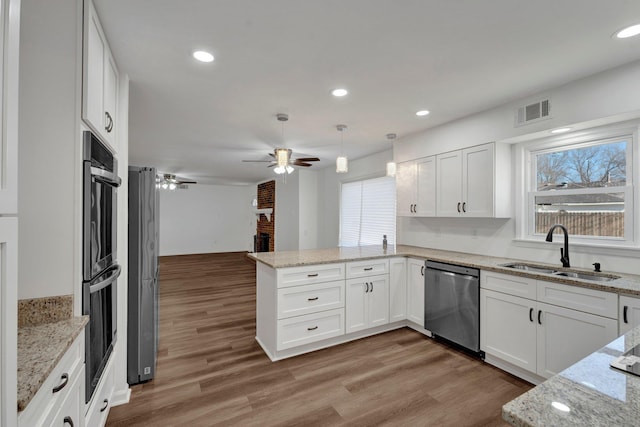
[110,388,131,407]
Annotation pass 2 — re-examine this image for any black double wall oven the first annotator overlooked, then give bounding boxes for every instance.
[83,131,121,403]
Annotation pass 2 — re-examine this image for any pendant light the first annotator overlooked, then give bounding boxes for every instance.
[336,124,348,173]
[274,114,294,175]
[385,133,397,177]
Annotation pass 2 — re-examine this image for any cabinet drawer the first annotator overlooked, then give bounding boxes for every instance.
[537,280,618,319]
[86,353,115,427]
[481,270,537,300]
[346,259,389,279]
[277,263,345,288]
[278,280,345,319]
[48,365,83,427]
[19,332,85,427]
[277,308,344,350]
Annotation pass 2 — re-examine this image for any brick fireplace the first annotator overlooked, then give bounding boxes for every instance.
[256,180,275,252]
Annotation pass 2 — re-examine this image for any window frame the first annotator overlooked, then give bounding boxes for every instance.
[516,121,638,248]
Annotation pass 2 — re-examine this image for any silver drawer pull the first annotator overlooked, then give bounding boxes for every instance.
[53,373,69,393]
[307,297,319,301]
[307,273,319,277]
[307,326,318,331]
[364,267,373,271]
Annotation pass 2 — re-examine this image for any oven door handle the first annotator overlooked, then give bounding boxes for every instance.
[89,265,122,294]
[91,166,122,188]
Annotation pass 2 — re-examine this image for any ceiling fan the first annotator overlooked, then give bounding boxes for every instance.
[156,173,197,190]
[242,148,320,174]
[242,113,320,174]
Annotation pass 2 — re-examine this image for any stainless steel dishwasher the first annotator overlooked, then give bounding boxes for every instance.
[424,260,483,357]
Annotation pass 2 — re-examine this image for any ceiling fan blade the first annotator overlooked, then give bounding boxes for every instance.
[267,164,276,168]
[177,180,197,184]
[294,162,312,167]
[242,160,273,163]
[294,157,320,162]
[268,152,276,158]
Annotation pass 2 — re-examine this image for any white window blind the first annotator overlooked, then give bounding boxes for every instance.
[340,176,396,247]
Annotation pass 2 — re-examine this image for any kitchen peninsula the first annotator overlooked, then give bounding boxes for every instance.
[249,245,640,425]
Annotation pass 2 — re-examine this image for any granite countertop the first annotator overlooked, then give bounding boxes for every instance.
[17,316,88,412]
[247,244,640,296]
[503,326,640,426]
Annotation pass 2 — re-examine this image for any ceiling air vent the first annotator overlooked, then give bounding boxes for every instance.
[515,99,551,126]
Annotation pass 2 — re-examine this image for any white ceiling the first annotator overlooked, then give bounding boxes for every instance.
[94,0,640,185]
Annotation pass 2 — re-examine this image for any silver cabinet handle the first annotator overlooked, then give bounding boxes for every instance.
[52,373,69,393]
[307,326,318,331]
[307,297,318,301]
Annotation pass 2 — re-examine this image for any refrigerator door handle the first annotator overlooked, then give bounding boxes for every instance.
[89,265,122,294]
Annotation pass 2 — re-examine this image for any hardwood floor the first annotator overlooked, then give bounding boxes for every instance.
[106,252,532,427]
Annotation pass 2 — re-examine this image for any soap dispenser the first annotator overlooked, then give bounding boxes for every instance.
[383,235,388,250]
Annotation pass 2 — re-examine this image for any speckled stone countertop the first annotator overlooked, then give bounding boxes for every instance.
[503,326,640,426]
[17,316,88,411]
[247,244,640,296]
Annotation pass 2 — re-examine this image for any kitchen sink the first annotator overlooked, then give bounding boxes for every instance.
[501,263,620,282]
[553,271,620,282]
[501,263,557,274]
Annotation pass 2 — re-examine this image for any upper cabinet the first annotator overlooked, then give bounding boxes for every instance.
[396,142,511,218]
[396,156,436,217]
[82,0,119,149]
[437,143,496,217]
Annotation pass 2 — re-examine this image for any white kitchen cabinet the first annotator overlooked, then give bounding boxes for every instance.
[277,281,345,319]
[619,295,640,334]
[481,271,619,380]
[85,351,114,427]
[345,275,389,333]
[537,301,617,378]
[389,257,407,322]
[481,288,537,373]
[406,258,425,326]
[18,332,85,427]
[396,157,436,216]
[436,143,510,218]
[346,259,389,279]
[82,0,119,148]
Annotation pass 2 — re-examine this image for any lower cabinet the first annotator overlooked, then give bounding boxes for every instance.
[481,272,619,380]
[619,295,640,334]
[346,275,389,333]
[18,332,85,427]
[389,257,407,322]
[85,353,115,427]
[277,309,344,350]
[406,258,425,326]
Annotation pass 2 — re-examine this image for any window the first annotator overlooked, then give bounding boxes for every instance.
[523,126,636,246]
[340,176,396,247]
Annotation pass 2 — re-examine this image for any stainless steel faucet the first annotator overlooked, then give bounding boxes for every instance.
[545,224,570,268]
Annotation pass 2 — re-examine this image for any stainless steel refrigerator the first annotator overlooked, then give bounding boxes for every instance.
[127,166,160,384]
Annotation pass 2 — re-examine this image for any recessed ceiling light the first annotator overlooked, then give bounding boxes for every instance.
[616,24,640,39]
[193,50,214,63]
[551,127,572,134]
[416,110,430,117]
[332,88,348,97]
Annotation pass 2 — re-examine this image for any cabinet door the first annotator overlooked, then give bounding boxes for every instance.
[0,218,17,427]
[83,0,105,136]
[395,160,417,216]
[620,295,640,335]
[480,289,536,372]
[367,275,389,328]
[345,279,368,333]
[436,151,462,216]
[102,50,118,147]
[406,259,425,325]
[462,144,494,217]
[536,302,618,379]
[416,156,436,216]
[389,258,407,322]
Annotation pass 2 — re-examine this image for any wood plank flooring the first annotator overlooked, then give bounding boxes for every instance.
[106,252,532,427]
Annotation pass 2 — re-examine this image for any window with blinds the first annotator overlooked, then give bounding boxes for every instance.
[339,176,396,247]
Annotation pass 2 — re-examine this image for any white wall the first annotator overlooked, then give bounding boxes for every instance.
[18,0,81,299]
[394,59,640,275]
[298,169,318,250]
[317,149,394,249]
[274,173,300,251]
[158,184,254,255]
